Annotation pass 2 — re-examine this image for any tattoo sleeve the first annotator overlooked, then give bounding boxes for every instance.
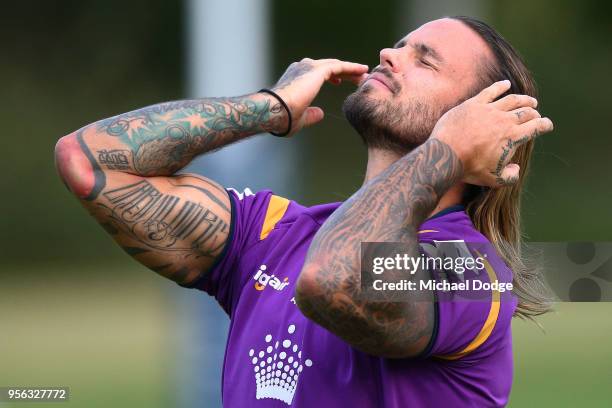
[55,93,284,285]
[295,139,463,358]
[93,93,287,177]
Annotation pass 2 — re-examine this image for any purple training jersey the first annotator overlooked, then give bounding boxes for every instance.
[188,188,518,407]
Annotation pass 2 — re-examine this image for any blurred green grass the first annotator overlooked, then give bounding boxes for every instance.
[0,262,175,408]
[1,264,611,407]
[510,303,612,407]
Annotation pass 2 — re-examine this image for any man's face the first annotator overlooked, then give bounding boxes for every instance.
[343,18,494,152]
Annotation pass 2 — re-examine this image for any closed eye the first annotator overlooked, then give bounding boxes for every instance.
[419,58,434,68]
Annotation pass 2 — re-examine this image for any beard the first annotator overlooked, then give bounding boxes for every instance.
[342,85,450,154]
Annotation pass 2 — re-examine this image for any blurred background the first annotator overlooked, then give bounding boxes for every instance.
[1,0,611,407]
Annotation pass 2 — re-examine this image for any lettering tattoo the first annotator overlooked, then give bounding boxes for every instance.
[98,180,228,258]
[490,129,537,186]
[297,139,463,358]
[97,149,131,171]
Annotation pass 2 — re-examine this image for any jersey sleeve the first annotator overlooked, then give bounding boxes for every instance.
[419,241,518,362]
[185,188,283,314]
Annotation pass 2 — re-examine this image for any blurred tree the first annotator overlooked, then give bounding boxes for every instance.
[0,1,183,262]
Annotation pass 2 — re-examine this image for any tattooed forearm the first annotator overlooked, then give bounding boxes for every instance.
[296,139,463,358]
[93,94,287,177]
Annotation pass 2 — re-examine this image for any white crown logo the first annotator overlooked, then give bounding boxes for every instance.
[248,324,313,405]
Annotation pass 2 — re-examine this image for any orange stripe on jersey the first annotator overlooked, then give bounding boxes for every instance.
[418,229,439,234]
[435,251,501,360]
[260,195,290,240]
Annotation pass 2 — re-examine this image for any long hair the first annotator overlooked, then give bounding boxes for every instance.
[452,16,553,319]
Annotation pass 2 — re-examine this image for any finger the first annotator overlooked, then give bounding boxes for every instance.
[315,58,366,67]
[474,80,512,103]
[493,94,538,111]
[329,73,368,85]
[510,107,541,124]
[325,60,369,78]
[498,163,521,186]
[299,106,325,128]
[512,117,554,145]
[316,58,367,69]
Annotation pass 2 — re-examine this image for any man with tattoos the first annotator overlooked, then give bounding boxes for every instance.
[55,17,553,407]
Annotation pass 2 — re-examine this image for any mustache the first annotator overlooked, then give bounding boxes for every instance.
[369,67,401,94]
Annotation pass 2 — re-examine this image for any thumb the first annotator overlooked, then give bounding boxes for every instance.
[299,106,325,128]
[498,163,520,186]
[476,79,511,103]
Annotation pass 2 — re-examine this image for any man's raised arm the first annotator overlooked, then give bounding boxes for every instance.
[295,80,554,358]
[54,59,369,286]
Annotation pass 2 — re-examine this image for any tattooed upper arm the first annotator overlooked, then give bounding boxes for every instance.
[87,171,231,285]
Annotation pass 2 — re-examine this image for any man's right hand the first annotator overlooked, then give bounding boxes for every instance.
[271,58,370,135]
[431,80,554,187]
